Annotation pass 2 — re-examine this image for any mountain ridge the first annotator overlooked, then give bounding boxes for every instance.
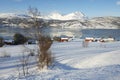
[41,11,85,20]
[0,12,120,29]
[0,11,85,20]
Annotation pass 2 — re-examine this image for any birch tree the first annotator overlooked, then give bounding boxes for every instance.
[28,7,53,70]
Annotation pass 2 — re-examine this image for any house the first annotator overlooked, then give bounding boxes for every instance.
[60,37,69,42]
[85,37,94,42]
[100,38,115,42]
[60,35,69,42]
[4,39,14,45]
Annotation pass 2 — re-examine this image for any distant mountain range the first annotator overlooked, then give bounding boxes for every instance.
[0,12,120,29]
[0,11,85,20]
[41,11,86,20]
[0,12,120,39]
[49,16,120,29]
[0,13,30,18]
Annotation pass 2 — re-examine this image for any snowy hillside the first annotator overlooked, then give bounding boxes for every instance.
[0,12,120,29]
[0,11,85,20]
[0,41,120,80]
[42,11,85,20]
[0,13,30,18]
[49,17,120,29]
[89,17,120,29]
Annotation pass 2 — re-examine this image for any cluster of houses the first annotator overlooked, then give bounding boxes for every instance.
[0,36,115,46]
[54,35,115,42]
[84,37,115,42]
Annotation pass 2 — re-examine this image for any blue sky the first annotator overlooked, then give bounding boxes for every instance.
[0,0,120,17]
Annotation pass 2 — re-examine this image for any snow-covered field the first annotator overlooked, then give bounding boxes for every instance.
[0,41,120,80]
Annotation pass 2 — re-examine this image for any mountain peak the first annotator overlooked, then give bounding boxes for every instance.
[43,11,85,20]
[0,11,86,20]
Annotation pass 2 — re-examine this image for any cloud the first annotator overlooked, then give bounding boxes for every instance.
[117,1,120,5]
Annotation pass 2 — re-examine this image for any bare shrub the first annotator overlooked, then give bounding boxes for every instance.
[29,51,35,56]
[17,45,31,77]
[82,41,89,48]
[28,49,35,56]
[17,52,30,77]
[0,37,4,47]
[38,36,53,69]
[28,7,54,70]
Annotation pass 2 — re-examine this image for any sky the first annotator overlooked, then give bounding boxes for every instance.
[0,0,120,17]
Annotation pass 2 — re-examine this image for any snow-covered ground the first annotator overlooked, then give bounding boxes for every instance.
[0,41,120,80]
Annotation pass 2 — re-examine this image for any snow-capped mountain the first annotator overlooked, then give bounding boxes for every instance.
[42,11,85,20]
[0,11,85,20]
[0,12,120,29]
[0,13,30,18]
[49,16,120,29]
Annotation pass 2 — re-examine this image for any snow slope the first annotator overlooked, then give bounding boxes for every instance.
[0,13,30,18]
[43,11,85,20]
[0,41,120,80]
[0,11,85,20]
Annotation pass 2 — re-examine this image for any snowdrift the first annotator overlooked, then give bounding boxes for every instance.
[0,41,120,80]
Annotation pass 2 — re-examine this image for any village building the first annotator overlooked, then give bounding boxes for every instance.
[60,37,69,42]
[85,37,94,42]
[4,39,14,45]
[100,37,115,42]
[84,37,115,42]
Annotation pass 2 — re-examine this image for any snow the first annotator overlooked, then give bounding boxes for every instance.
[75,50,120,68]
[0,11,85,20]
[43,11,85,20]
[0,13,30,19]
[0,41,120,80]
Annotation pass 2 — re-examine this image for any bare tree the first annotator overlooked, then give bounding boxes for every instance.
[20,52,29,76]
[28,7,54,70]
[17,45,30,77]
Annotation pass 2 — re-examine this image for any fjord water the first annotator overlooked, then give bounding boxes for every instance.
[81,29,120,40]
[0,28,120,40]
